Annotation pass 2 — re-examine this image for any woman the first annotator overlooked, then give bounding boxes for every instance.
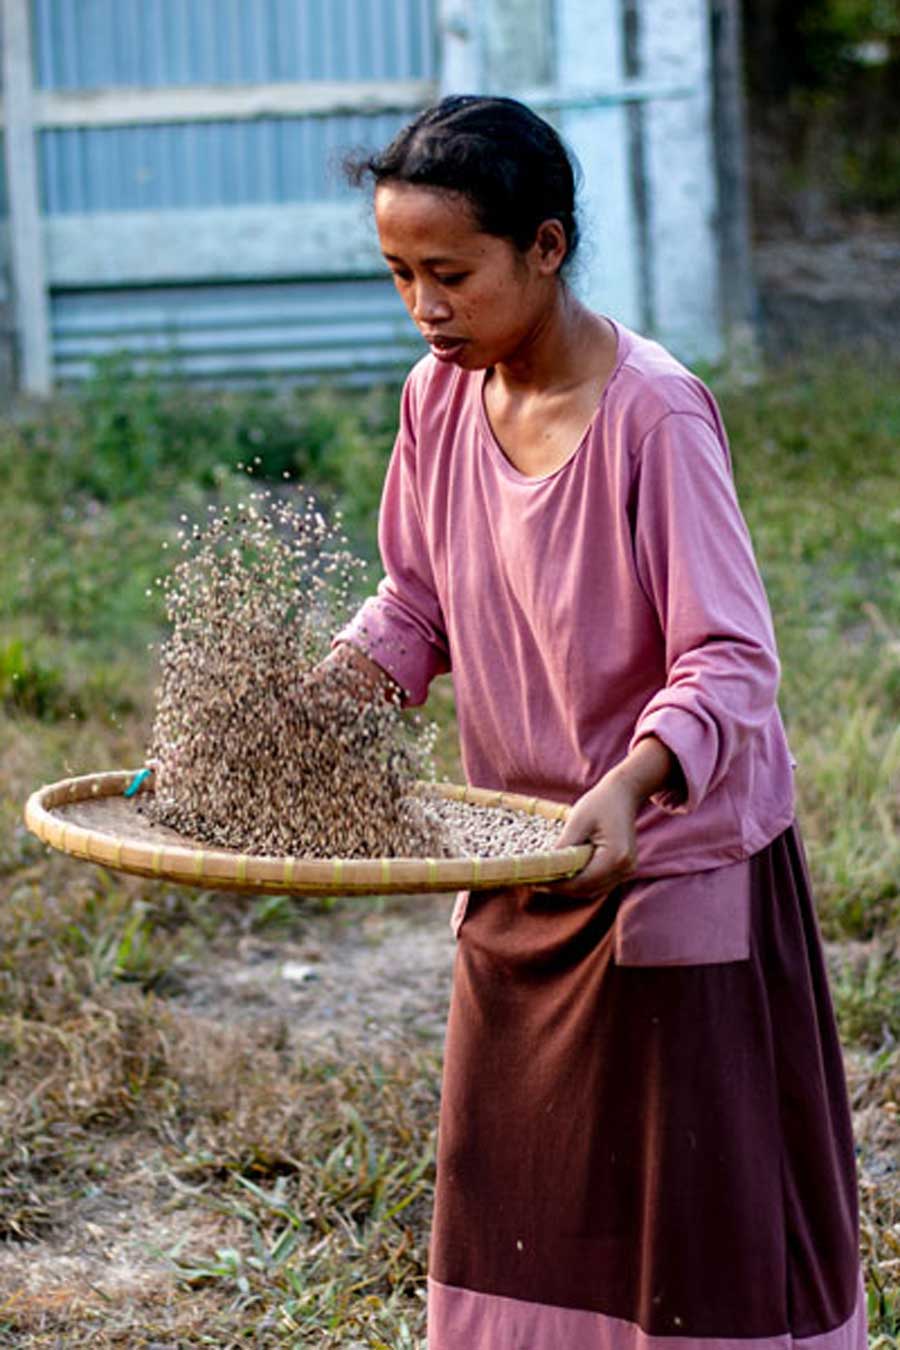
[331,96,866,1350]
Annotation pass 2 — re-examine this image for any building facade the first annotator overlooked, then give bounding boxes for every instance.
[0,0,748,391]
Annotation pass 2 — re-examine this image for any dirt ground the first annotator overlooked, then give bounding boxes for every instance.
[755,218,900,353]
[167,894,456,1057]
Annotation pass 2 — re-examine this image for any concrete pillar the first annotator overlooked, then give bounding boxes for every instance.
[637,0,722,362]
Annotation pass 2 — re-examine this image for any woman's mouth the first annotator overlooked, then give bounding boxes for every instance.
[426,335,467,361]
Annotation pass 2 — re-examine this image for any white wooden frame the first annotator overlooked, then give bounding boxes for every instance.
[1,0,52,393]
[45,202,385,287]
[21,79,436,129]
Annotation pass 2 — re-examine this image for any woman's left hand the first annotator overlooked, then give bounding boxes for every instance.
[541,770,641,899]
[539,736,678,900]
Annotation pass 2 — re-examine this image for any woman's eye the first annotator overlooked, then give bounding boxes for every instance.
[436,273,467,286]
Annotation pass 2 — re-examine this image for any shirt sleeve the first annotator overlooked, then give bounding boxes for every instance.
[628,412,781,813]
[334,371,450,706]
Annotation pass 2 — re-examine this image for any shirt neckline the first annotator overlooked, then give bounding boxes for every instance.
[476,316,631,486]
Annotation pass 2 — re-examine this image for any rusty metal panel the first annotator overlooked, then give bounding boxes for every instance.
[51,276,423,383]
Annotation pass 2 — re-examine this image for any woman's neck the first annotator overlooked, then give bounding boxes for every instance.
[491,289,614,396]
[481,297,621,479]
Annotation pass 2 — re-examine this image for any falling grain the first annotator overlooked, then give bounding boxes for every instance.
[143,487,561,863]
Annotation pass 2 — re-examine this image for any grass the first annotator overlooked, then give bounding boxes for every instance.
[0,960,439,1342]
[0,352,897,1345]
[722,356,900,938]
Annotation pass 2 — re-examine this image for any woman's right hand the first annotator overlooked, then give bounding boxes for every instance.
[309,642,404,706]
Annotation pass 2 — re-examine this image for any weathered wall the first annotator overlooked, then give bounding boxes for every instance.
[1,0,733,388]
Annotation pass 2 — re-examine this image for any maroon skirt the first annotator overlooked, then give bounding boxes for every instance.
[428,824,866,1350]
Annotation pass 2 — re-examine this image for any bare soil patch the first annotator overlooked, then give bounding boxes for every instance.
[169,894,456,1055]
[756,220,900,353]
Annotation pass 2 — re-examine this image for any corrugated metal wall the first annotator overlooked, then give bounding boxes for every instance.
[34,0,437,382]
[41,113,411,213]
[53,278,421,383]
[33,0,436,87]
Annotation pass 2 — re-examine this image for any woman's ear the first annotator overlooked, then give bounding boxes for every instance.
[533,219,569,275]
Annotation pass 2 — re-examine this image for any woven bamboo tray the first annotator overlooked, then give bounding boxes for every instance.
[23,770,591,897]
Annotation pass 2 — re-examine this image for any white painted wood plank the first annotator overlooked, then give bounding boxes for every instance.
[555,0,643,329]
[44,201,388,287]
[517,80,695,110]
[483,0,553,90]
[1,0,53,392]
[438,0,483,93]
[25,78,437,130]
[638,0,722,362]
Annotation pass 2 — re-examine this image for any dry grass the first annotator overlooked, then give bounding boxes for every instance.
[846,1042,900,1337]
[1,710,440,1346]
[0,1009,439,1345]
[0,1005,438,1345]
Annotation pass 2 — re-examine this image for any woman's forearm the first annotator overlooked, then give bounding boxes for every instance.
[321,640,405,704]
[605,735,683,806]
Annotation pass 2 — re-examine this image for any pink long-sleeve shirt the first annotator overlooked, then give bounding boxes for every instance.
[338,320,795,878]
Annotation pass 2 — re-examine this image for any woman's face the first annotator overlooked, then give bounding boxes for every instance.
[374,182,564,370]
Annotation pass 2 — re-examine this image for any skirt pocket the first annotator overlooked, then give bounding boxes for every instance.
[614,857,751,966]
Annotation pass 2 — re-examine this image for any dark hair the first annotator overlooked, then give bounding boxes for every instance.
[346,95,581,268]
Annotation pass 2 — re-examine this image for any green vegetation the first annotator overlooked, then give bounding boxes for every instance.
[0,354,896,1344]
[744,0,900,216]
[722,356,899,936]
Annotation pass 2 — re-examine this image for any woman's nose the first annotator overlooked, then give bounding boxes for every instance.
[411,282,451,324]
